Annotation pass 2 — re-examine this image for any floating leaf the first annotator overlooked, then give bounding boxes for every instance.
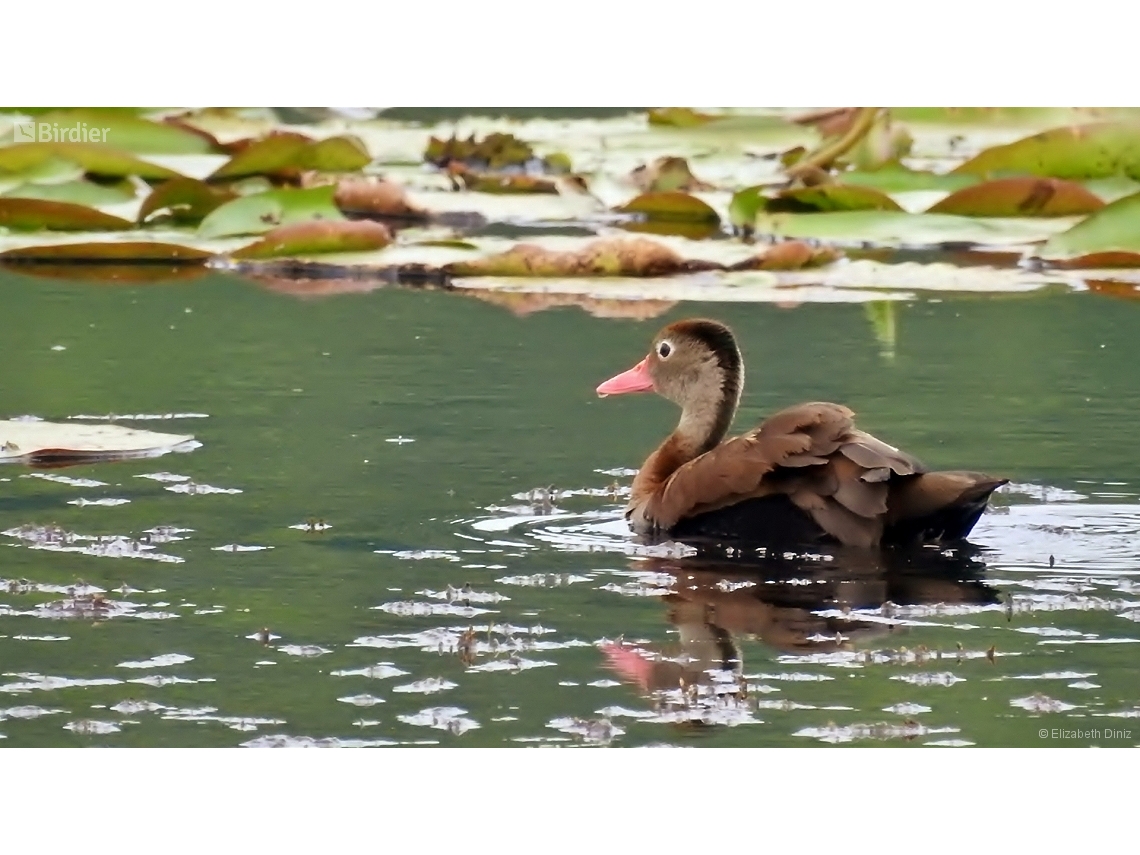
[138,178,238,225]
[0,419,196,465]
[198,185,343,239]
[731,240,843,270]
[630,156,712,193]
[769,183,903,213]
[449,167,558,194]
[843,167,979,193]
[615,191,720,223]
[443,238,719,278]
[208,133,370,181]
[753,209,1073,247]
[231,220,392,259]
[0,242,211,262]
[0,142,181,180]
[1039,191,1140,260]
[728,185,769,229]
[13,110,221,154]
[954,122,1140,180]
[648,108,719,128]
[927,177,1104,217]
[0,198,132,231]
[334,178,428,220]
[426,132,548,172]
[2,178,136,207]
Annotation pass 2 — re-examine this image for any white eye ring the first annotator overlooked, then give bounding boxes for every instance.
[656,340,673,359]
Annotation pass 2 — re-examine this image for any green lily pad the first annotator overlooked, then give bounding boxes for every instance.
[630,156,712,192]
[197,185,344,239]
[1039,191,1140,260]
[1,178,137,207]
[10,110,221,154]
[770,184,903,213]
[753,209,1073,247]
[0,197,133,231]
[927,177,1104,217]
[0,241,212,262]
[842,167,979,193]
[424,132,567,173]
[615,191,720,223]
[139,178,238,225]
[0,142,182,180]
[954,122,1140,180]
[208,133,371,181]
[647,108,720,128]
[231,220,392,259]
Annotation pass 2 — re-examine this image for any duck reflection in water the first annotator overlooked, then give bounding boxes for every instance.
[601,546,1000,725]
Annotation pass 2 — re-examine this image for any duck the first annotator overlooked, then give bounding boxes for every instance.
[595,318,1007,548]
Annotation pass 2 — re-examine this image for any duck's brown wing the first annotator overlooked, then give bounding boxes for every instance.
[635,402,925,546]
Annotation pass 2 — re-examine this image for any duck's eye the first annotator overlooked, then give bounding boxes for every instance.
[657,341,672,359]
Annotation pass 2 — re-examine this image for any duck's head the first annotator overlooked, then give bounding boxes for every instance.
[596,318,743,408]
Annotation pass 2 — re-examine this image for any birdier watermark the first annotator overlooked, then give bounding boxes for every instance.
[1038,727,1132,741]
[13,120,110,143]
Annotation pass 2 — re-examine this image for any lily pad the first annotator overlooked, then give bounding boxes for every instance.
[442,238,720,278]
[0,242,212,262]
[769,184,903,213]
[197,185,343,239]
[630,156,712,193]
[0,419,196,465]
[647,108,719,128]
[425,132,566,173]
[0,142,182,180]
[12,110,221,154]
[954,122,1140,180]
[208,133,370,181]
[2,178,137,207]
[230,220,392,259]
[334,178,428,220]
[450,168,559,194]
[1039,191,1140,260]
[138,178,238,225]
[615,191,720,223]
[753,209,1074,247]
[842,167,979,193]
[927,177,1104,217]
[0,198,133,231]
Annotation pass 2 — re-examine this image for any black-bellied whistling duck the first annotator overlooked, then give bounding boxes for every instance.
[596,318,1007,548]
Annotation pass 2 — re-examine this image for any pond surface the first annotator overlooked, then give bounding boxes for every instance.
[1,268,1138,747]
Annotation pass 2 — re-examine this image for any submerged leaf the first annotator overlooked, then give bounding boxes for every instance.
[198,185,343,239]
[0,198,133,231]
[0,142,182,180]
[927,177,1104,217]
[1039,191,1140,260]
[138,178,238,225]
[442,238,718,278]
[230,220,392,259]
[954,122,1140,180]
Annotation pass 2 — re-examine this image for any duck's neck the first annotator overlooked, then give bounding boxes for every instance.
[631,368,742,503]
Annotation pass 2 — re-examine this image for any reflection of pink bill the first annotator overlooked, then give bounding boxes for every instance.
[601,642,654,692]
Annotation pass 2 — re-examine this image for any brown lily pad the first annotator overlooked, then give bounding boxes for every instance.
[1049,252,1140,269]
[443,238,720,278]
[230,220,393,259]
[0,198,133,231]
[730,240,843,271]
[630,156,713,193]
[447,164,559,194]
[424,132,569,174]
[333,178,429,220]
[1087,280,1140,300]
[138,178,239,225]
[0,262,208,284]
[927,177,1104,217]
[0,242,212,262]
[615,191,720,224]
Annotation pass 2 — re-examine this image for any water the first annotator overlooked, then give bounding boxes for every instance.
[1,268,1138,747]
